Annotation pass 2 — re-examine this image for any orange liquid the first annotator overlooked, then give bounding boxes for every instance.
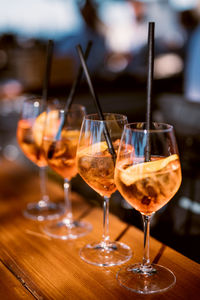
[17,119,47,167]
[115,156,182,215]
[43,130,80,180]
[77,142,116,198]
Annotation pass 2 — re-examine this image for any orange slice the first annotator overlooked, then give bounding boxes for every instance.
[78,141,109,157]
[120,154,179,186]
[33,110,59,147]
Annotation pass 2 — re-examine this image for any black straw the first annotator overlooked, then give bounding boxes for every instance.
[47,42,93,159]
[64,41,93,112]
[145,22,155,162]
[42,39,54,110]
[54,41,93,141]
[76,44,116,163]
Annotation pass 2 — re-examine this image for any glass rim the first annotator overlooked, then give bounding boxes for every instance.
[124,122,174,133]
[83,113,127,122]
[46,103,86,113]
[23,96,85,111]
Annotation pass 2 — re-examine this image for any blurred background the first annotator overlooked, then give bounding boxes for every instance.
[1,0,200,263]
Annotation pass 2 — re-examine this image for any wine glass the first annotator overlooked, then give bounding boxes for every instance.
[115,122,182,294]
[76,113,132,266]
[42,103,92,240]
[17,96,65,221]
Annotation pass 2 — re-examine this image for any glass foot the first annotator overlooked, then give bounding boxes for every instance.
[23,201,65,221]
[117,263,176,294]
[43,219,92,240]
[80,241,132,267]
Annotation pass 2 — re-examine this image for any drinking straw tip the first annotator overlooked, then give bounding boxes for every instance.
[145,21,155,161]
[146,21,155,126]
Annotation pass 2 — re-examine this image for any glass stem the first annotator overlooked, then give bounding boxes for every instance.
[63,178,73,224]
[102,196,110,244]
[39,166,49,204]
[142,214,152,272]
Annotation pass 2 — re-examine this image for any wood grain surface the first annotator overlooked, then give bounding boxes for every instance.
[0,160,200,300]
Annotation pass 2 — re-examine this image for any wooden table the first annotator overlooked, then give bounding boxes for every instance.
[0,160,200,300]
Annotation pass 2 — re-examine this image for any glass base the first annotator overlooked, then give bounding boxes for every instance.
[117,263,176,294]
[23,201,65,221]
[43,219,92,240]
[80,241,132,267]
